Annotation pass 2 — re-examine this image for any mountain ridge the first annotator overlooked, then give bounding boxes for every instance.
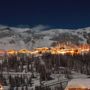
[0,25,90,50]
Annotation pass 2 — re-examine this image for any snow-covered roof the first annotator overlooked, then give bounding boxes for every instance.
[65,79,90,90]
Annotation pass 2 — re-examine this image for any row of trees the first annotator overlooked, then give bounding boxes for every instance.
[0,54,33,72]
[0,74,32,87]
[0,51,90,90]
[42,52,90,75]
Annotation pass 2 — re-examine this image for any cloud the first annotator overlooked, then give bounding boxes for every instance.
[0,25,8,29]
[0,24,30,32]
[31,25,49,31]
[0,24,50,32]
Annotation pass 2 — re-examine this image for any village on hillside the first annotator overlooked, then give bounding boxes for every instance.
[0,43,90,90]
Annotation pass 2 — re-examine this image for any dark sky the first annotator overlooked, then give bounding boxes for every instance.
[0,0,90,29]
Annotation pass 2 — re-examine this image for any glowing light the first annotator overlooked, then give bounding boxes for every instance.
[7,49,17,55]
[0,44,90,56]
[18,49,31,54]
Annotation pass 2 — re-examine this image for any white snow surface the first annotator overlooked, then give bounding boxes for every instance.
[65,79,90,89]
[0,25,90,50]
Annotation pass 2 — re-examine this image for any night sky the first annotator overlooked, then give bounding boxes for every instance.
[0,0,90,29]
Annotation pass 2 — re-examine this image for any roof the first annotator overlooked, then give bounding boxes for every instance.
[65,79,90,90]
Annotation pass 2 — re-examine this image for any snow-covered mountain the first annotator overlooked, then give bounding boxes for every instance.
[0,25,90,50]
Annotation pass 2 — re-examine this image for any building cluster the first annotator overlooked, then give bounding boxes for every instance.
[0,44,90,58]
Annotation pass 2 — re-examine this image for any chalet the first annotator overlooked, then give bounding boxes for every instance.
[65,79,90,90]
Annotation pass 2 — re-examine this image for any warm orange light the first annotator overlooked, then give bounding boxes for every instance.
[7,49,17,55]
[18,49,31,54]
[0,44,90,56]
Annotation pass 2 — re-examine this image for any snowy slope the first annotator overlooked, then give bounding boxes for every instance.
[0,25,90,50]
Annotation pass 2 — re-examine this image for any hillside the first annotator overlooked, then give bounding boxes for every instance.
[0,25,90,50]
